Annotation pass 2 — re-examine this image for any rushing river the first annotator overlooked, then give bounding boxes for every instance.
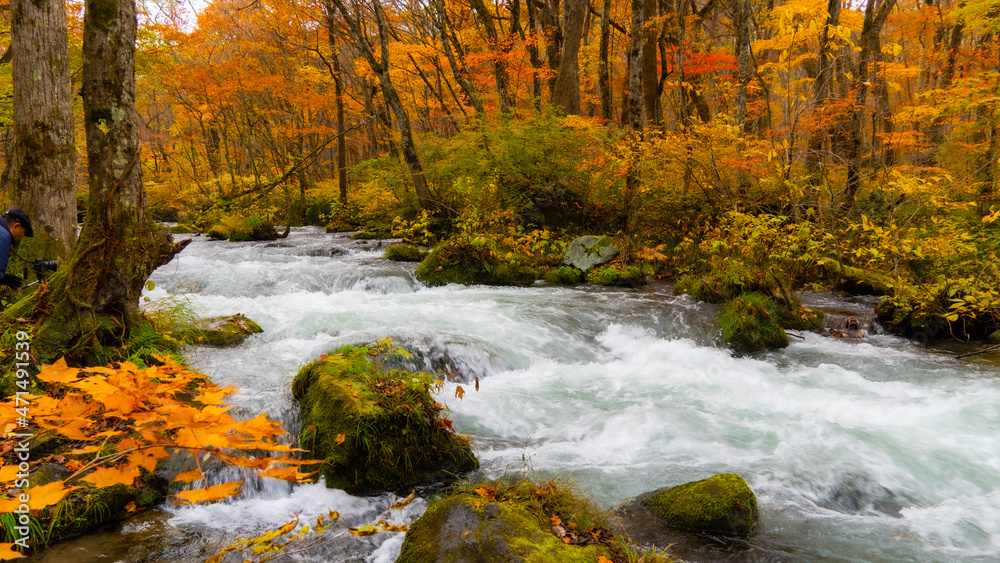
[29,227,1000,562]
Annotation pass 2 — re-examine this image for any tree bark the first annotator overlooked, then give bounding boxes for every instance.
[734,0,751,132]
[551,0,587,114]
[7,0,186,363]
[2,0,77,261]
[805,0,840,189]
[598,0,613,120]
[468,0,514,112]
[625,0,645,232]
[642,0,658,125]
[432,0,486,114]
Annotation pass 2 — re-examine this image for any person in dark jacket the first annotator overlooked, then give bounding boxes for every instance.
[0,208,34,288]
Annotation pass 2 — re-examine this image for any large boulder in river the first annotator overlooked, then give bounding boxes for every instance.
[187,314,263,347]
[397,482,617,563]
[292,346,478,495]
[717,293,789,352]
[562,236,619,272]
[416,240,535,286]
[640,473,758,537]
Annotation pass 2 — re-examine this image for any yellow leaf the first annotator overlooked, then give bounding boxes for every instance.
[378,520,409,533]
[348,525,379,537]
[391,489,416,510]
[171,480,244,504]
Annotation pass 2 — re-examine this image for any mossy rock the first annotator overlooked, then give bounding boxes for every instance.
[397,492,616,563]
[383,243,425,262]
[228,218,278,242]
[587,264,645,287]
[640,474,758,537]
[206,225,229,240]
[186,314,263,347]
[42,476,167,542]
[819,258,892,297]
[542,266,585,285]
[990,330,1000,344]
[292,346,478,495]
[673,262,770,304]
[717,293,788,352]
[416,241,536,287]
[562,235,619,272]
[350,230,392,240]
[169,224,199,234]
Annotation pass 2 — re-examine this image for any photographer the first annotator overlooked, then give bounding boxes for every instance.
[0,208,34,289]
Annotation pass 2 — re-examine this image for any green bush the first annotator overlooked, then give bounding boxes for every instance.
[587,264,645,287]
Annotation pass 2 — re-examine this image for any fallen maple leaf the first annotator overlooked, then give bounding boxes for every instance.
[335,433,346,445]
[171,480,244,504]
[173,469,204,483]
[0,543,25,560]
[81,465,140,489]
[348,525,379,537]
[455,385,465,400]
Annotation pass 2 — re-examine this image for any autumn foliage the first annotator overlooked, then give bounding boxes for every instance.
[0,358,313,558]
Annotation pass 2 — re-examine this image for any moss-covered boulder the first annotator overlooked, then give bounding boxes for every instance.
[673,261,771,304]
[717,293,789,352]
[587,264,645,287]
[206,225,229,240]
[542,266,585,285]
[383,243,425,262]
[640,474,758,537]
[293,346,478,495]
[350,230,391,240]
[416,241,536,287]
[169,223,199,234]
[186,314,263,347]
[398,481,618,563]
[44,479,167,542]
[990,330,1000,344]
[563,236,619,272]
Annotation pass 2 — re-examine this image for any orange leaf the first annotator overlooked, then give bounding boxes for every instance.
[171,480,244,504]
[81,465,140,489]
[0,464,20,483]
[0,481,78,513]
[256,466,316,481]
[0,543,25,560]
[174,470,204,483]
[335,433,346,445]
[35,358,80,385]
[455,385,465,400]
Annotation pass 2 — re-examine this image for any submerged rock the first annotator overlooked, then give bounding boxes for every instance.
[562,236,619,272]
[640,473,758,537]
[397,486,616,562]
[292,346,478,495]
[187,314,263,347]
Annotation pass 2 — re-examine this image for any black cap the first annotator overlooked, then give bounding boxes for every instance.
[4,208,33,237]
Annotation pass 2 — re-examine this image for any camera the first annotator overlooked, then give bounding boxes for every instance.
[33,259,58,281]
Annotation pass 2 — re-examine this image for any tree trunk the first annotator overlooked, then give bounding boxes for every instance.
[330,0,434,209]
[625,0,645,232]
[842,0,896,215]
[432,0,485,114]
[805,0,840,189]
[734,0,751,131]
[551,0,587,115]
[6,0,185,363]
[468,0,513,112]
[2,0,77,262]
[642,0,658,125]
[598,0,613,120]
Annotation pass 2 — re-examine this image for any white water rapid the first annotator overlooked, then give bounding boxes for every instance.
[29,227,1000,562]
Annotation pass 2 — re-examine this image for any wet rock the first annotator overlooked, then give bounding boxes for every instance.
[187,314,263,347]
[397,490,616,563]
[639,473,758,537]
[717,293,789,352]
[562,236,619,272]
[292,346,478,495]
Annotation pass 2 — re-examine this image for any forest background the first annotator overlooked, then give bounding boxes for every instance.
[3,0,1000,339]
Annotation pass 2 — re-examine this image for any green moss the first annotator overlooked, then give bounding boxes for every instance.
[641,473,758,537]
[673,261,769,304]
[717,293,789,352]
[586,264,645,287]
[185,314,263,347]
[43,477,167,542]
[169,224,199,234]
[350,230,391,240]
[398,491,616,563]
[206,225,229,240]
[416,241,537,287]
[383,243,425,262]
[542,266,585,285]
[990,330,1000,344]
[293,346,478,495]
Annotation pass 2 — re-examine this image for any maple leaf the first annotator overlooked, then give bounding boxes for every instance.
[0,464,19,483]
[256,466,316,481]
[0,543,25,560]
[0,481,78,513]
[82,465,141,489]
[455,385,465,400]
[171,481,245,504]
[174,469,204,483]
[348,525,379,536]
[35,358,80,385]
[335,433,346,445]
[473,486,497,500]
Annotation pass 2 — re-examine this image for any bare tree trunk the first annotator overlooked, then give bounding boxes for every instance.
[842,0,896,215]
[2,0,77,261]
[330,0,434,209]
[805,0,840,189]
[734,0,751,132]
[551,0,587,114]
[625,0,645,232]
[598,0,613,120]
[432,0,485,115]
[468,0,513,112]
[642,0,658,125]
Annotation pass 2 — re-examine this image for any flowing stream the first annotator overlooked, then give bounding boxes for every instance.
[28,227,1000,562]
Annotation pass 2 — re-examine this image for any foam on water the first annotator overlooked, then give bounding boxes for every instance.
[136,228,1000,562]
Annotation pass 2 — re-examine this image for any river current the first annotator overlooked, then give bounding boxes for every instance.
[28,227,1000,562]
